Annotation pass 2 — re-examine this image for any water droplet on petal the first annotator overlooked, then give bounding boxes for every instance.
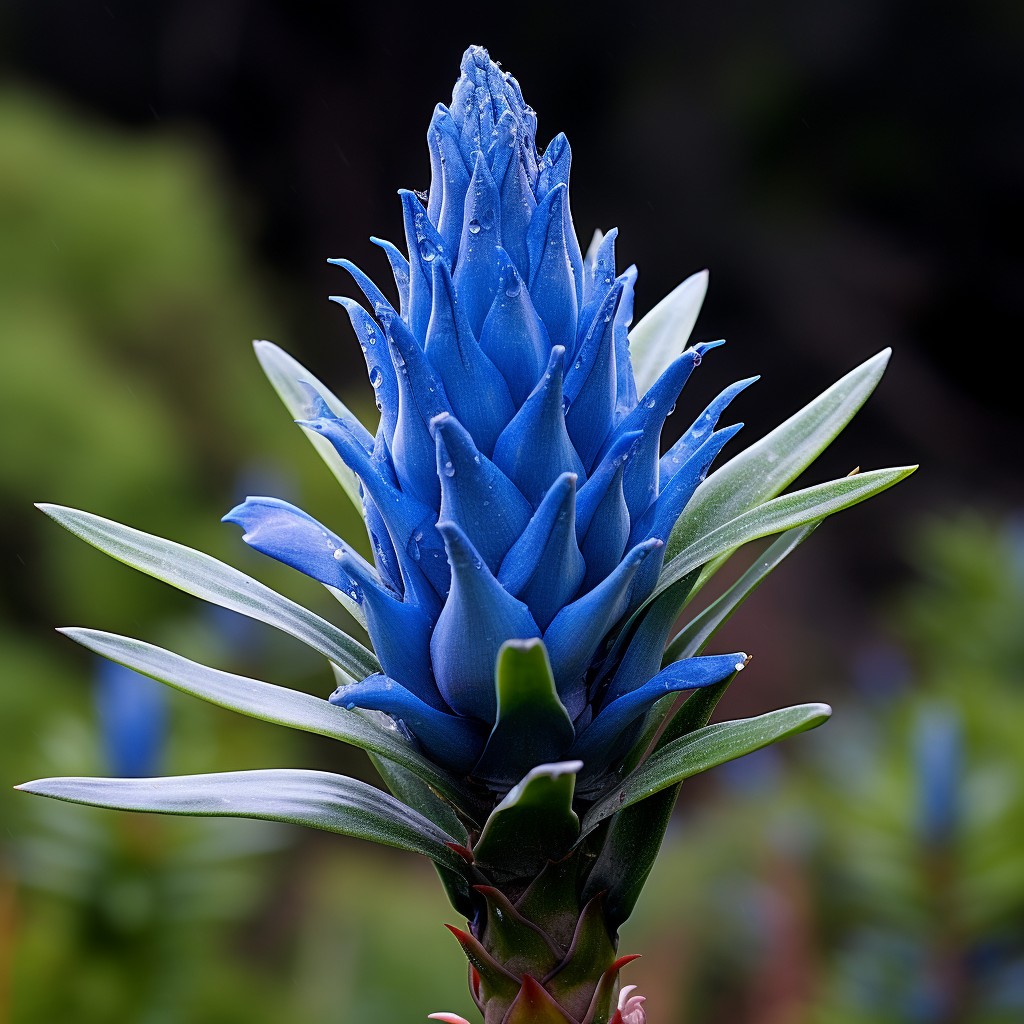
[468,219,482,235]
[369,366,383,388]
[692,350,703,367]
[645,397,657,410]
[443,460,455,477]
[333,549,344,561]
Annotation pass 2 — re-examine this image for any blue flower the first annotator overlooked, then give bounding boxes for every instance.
[224,46,747,787]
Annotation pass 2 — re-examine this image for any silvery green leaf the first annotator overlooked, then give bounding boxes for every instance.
[649,466,916,606]
[254,340,366,511]
[664,522,819,664]
[16,769,466,871]
[629,270,709,396]
[62,627,465,807]
[667,348,891,562]
[581,703,832,835]
[38,504,379,680]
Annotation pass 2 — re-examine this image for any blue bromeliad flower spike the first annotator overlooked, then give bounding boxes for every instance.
[21,46,915,1024]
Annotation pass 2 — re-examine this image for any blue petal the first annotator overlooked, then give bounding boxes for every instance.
[400,190,450,341]
[331,674,484,773]
[537,133,584,307]
[329,297,398,444]
[426,103,472,259]
[570,653,747,764]
[452,153,503,334]
[430,522,540,723]
[298,409,450,601]
[492,346,585,506]
[600,341,721,522]
[223,496,373,598]
[379,307,451,508]
[659,376,758,487]
[575,429,641,542]
[424,260,514,456]
[581,227,618,322]
[612,271,638,423]
[478,249,551,405]
[495,115,536,276]
[432,412,532,572]
[626,425,743,609]
[497,473,585,629]
[543,538,663,718]
[599,584,692,707]
[369,237,411,319]
[630,424,744,548]
[526,184,579,351]
[563,271,632,469]
[327,258,396,320]
[334,550,444,710]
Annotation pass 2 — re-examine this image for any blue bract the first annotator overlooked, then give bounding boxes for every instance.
[225,46,747,786]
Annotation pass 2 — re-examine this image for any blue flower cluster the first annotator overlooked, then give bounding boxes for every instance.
[226,46,746,786]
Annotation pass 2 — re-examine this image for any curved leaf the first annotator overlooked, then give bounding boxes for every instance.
[253,340,367,510]
[474,761,582,873]
[663,522,818,664]
[581,703,832,836]
[61,627,466,808]
[649,466,915,606]
[16,769,467,871]
[667,348,891,560]
[38,504,380,680]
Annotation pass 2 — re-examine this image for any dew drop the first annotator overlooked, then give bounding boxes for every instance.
[468,219,482,235]
[692,350,703,367]
[369,366,383,388]
[505,275,522,298]
[333,549,344,561]
[443,460,455,477]
[645,397,657,410]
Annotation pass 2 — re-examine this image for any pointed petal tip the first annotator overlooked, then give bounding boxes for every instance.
[427,1014,472,1024]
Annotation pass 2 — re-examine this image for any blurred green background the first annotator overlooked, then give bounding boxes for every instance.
[2,3,1022,1022]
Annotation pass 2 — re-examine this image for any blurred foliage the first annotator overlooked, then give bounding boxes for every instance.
[625,514,1024,1023]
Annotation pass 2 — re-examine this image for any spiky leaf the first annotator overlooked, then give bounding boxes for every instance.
[17,769,467,870]
[38,504,379,679]
[581,703,832,835]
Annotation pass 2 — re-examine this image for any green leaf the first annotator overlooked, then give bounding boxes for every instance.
[61,627,465,808]
[668,348,891,560]
[254,340,366,511]
[365,752,475,918]
[663,522,818,664]
[473,640,574,784]
[38,504,380,680]
[474,762,582,874]
[16,769,467,871]
[584,671,739,928]
[581,703,832,835]
[649,466,916,606]
[629,270,708,396]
